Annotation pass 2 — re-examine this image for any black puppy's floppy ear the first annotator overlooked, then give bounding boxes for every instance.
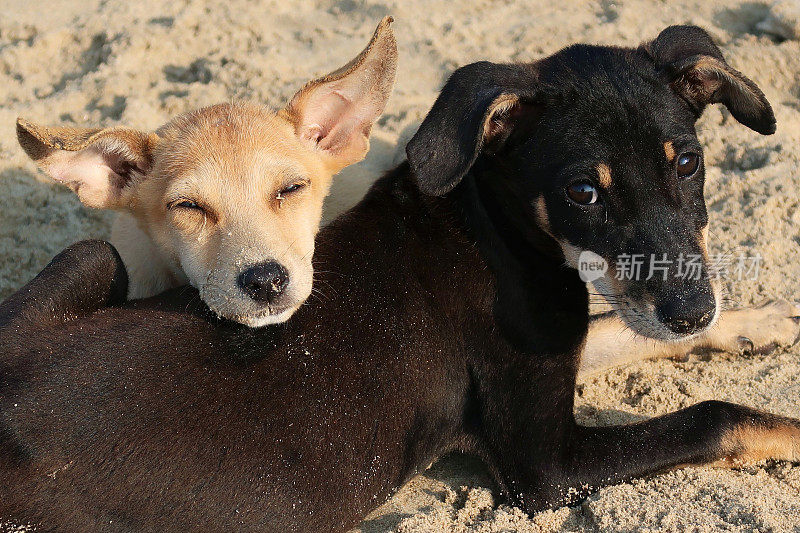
[407,62,542,196]
[646,25,776,135]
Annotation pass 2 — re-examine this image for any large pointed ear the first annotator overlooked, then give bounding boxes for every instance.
[406,61,543,196]
[281,16,397,173]
[16,118,158,208]
[645,25,776,135]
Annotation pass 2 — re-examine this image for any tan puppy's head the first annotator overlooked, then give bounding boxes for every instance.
[16,17,397,327]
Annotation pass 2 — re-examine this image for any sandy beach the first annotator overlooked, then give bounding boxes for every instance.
[2,0,800,530]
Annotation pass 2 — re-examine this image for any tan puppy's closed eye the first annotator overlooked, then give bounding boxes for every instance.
[15,17,397,327]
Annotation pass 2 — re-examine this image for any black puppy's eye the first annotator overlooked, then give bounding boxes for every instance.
[566,181,599,205]
[676,152,700,178]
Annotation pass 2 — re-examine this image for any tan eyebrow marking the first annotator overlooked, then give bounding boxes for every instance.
[596,163,612,188]
[534,196,554,236]
[664,141,676,162]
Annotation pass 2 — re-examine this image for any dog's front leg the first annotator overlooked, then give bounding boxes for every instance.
[579,301,800,378]
[503,401,800,513]
[537,401,800,510]
[0,240,128,330]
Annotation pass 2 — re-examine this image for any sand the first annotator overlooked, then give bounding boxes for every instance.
[1,0,800,531]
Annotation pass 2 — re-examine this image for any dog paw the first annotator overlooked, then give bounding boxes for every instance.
[715,300,800,355]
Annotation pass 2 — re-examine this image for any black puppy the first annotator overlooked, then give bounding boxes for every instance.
[1,26,799,532]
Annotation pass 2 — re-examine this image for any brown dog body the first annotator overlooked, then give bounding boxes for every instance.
[2,166,799,532]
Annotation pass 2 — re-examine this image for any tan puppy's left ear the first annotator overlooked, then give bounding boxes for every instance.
[282,16,397,172]
[16,118,158,208]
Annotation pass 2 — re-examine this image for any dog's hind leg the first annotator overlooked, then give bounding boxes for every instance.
[579,301,800,378]
[0,240,128,330]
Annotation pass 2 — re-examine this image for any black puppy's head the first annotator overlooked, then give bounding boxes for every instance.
[407,26,775,341]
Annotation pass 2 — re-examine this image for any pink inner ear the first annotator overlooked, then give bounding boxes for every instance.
[320,115,367,156]
[300,87,369,152]
[300,124,325,144]
[294,65,388,164]
[285,17,396,167]
[45,146,127,208]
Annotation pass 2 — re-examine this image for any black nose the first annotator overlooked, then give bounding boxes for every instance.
[656,294,716,335]
[237,262,289,304]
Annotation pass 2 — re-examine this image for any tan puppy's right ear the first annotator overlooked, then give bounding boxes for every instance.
[282,16,398,173]
[16,118,158,208]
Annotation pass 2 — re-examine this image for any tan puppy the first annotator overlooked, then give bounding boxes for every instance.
[15,18,397,327]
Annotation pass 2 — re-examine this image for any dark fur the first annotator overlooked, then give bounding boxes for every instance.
[0,26,794,532]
